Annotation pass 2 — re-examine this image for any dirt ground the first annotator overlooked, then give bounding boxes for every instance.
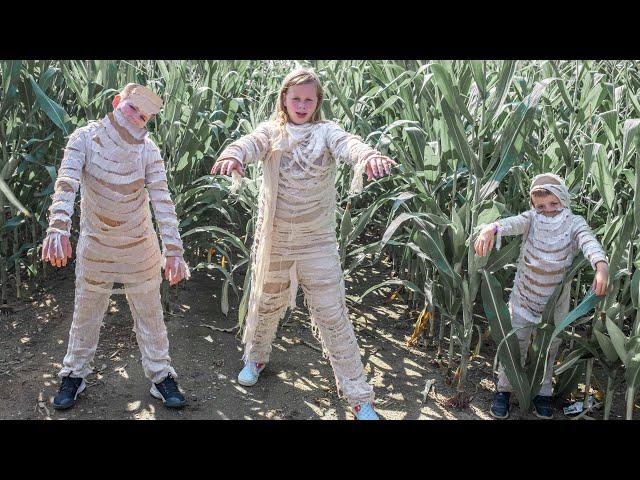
[0,261,629,420]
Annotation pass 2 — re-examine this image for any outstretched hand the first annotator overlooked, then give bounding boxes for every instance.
[365,155,396,181]
[164,256,187,286]
[474,224,496,257]
[211,158,244,177]
[42,233,73,267]
[593,262,609,297]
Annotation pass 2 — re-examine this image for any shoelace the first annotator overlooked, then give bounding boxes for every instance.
[160,375,180,396]
[60,377,81,394]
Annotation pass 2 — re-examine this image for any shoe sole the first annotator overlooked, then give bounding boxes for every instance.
[237,376,259,387]
[53,379,86,410]
[354,414,380,420]
[150,384,186,408]
[489,409,509,419]
[533,408,553,419]
[237,366,265,387]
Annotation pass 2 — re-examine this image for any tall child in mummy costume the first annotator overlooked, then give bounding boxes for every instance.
[43,84,190,410]
[211,68,396,420]
[474,173,609,419]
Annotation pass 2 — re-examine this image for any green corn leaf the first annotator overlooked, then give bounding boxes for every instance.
[588,143,615,212]
[480,269,531,408]
[594,329,622,363]
[621,119,640,166]
[440,100,481,176]
[0,177,31,217]
[635,135,640,231]
[484,237,521,272]
[631,268,640,310]
[605,317,629,365]
[28,74,70,135]
[356,278,423,303]
[485,60,517,126]
[480,79,551,201]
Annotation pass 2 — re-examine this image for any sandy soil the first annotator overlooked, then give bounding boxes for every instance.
[0,261,629,420]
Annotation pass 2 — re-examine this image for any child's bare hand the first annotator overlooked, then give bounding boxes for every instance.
[164,257,187,286]
[474,224,496,257]
[211,158,244,177]
[365,155,396,181]
[593,261,609,296]
[42,233,73,267]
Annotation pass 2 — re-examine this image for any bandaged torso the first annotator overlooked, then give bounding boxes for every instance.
[47,109,186,294]
[497,209,607,323]
[271,123,344,260]
[220,121,380,259]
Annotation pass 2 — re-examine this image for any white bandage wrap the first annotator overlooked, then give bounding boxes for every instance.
[216,120,379,406]
[530,173,571,209]
[47,112,188,295]
[495,208,608,324]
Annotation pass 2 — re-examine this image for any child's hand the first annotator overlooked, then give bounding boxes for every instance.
[593,261,609,296]
[42,233,73,267]
[164,257,187,286]
[211,158,244,177]
[474,224,497,257]
[365,155,396,181]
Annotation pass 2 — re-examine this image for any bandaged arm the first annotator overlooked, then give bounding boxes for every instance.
[325,122,382,195]
[572,216,608,270]
[145,142,190,276]
[217,122,273,167]
[45,129,87,256]
[491,211,533,250]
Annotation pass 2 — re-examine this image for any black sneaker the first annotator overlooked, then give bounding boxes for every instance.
[150,374,186,408]
[53,376,86,410]
[532,395,553,419]
[490,391,511,419]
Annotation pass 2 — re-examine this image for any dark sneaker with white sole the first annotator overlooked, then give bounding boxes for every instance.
[532,395,553,419]
[150,374,186,408]
[53,376,86,410]
[490,391,511,419]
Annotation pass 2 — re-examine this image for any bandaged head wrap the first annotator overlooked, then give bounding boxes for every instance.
[125,84,163,116]
[530,172,570,209]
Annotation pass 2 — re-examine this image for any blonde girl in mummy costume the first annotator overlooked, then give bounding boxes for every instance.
[474,173,609,419]
[43,84,189,410]
[211,67,396,420]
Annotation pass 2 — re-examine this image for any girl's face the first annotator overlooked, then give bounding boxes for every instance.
[532,192,563,216]
[283,83,318,125]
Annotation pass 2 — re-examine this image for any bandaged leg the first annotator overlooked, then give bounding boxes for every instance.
[496,303,534,393]
[539,286,571,396]
[297,255,374,407]
[243,259,293,363]
[497,289,570,395]
[59,282,113,379]
[125,286,176,384]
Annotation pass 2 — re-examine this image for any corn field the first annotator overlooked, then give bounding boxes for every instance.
[1,60,639,419]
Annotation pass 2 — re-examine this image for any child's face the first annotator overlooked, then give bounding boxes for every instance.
[531,192,563,216]
[119,98,152,128]
[284,83,318,124]
[112,94,152,128]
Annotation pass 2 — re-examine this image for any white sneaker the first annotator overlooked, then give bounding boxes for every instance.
[353,403,379,420]
[237,362,266,386]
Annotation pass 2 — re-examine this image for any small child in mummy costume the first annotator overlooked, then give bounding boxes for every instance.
[474,173,609,419]
[43,84,190,410]
[211,68,396,420]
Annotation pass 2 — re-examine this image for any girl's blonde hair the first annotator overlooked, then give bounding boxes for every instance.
[275,67,324,125]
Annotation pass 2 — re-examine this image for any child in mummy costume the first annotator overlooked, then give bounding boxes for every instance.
[211,68,396,420]
[474,173,609,419]
[43,84,190,410]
